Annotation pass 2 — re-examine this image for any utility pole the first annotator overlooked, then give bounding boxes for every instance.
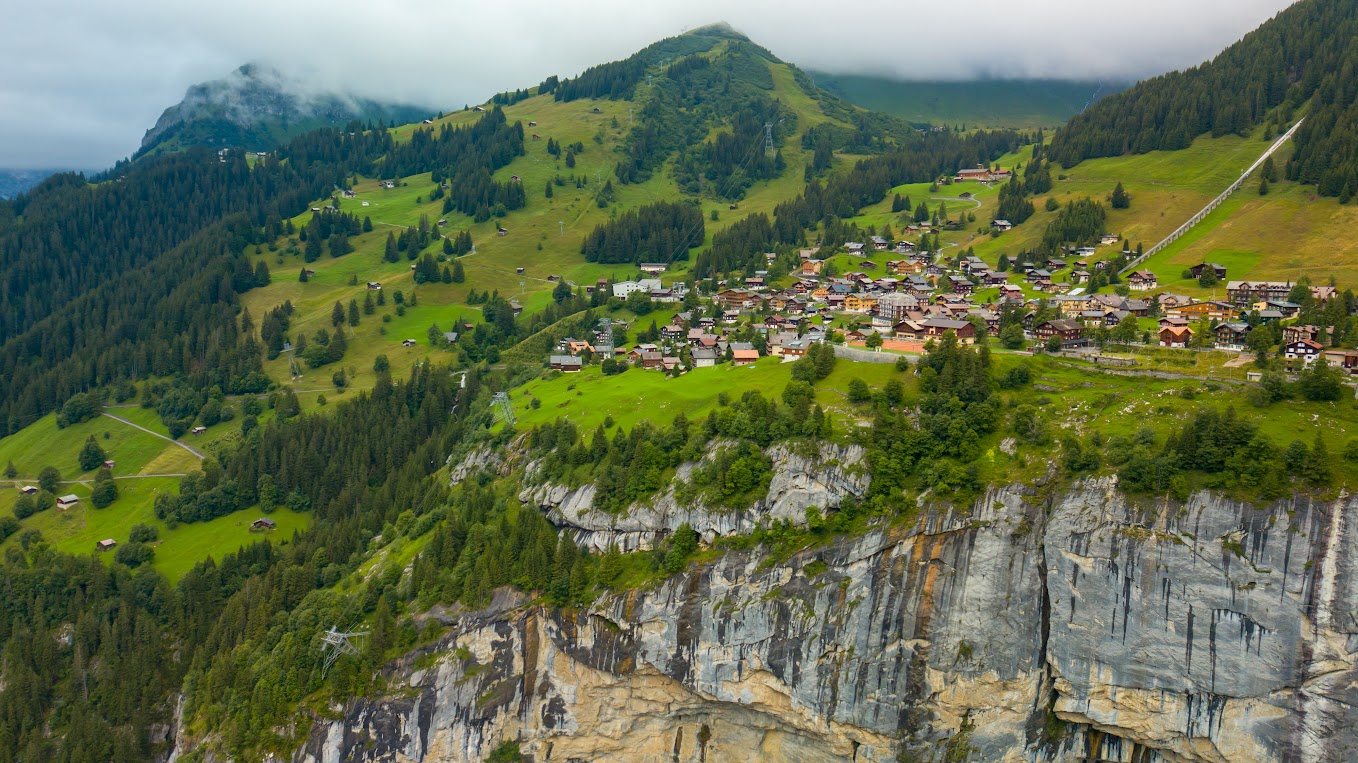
[558,220,565,236]
[764,121,775,157]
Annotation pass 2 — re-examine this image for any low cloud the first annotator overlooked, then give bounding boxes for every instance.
[0,0,1297,169]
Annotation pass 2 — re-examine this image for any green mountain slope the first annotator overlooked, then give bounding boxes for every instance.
[1052,0,1358,199]
[808,73,1122,129]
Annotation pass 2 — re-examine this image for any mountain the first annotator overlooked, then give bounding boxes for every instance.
[0,168,85,199]
[137,62,430,156]
[807,73,1123,129]
[1052,0,1358,198]
[3,21,1358,763]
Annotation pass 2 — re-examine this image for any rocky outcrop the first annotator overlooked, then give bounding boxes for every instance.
[518,442,871,553]
[292,480,1358,763]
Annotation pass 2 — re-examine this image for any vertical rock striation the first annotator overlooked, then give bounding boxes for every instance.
[291,480,1358,763]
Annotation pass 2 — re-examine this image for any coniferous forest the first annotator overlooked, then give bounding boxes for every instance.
[1051,0,1358,198]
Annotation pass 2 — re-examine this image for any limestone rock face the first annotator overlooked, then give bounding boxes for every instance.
[290,480,1358,763]
[518,442,871,553]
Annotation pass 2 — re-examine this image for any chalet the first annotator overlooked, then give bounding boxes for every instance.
[744,277,766,291]
[920,317,976,344]
[252,517,277,531]
[1284,325,1327,345]
[780,337,811,359]
[844,242,865,254]
[714,289,757,308]
[19,485,37,495]
[1257,309,1285,323]
[1070,270,1091,284]
[436,219,447,227]
[799,259,824,277]
[660,324,685,341]
[366,281,382,290]
[992,220,1013,232]
[1323,349,1358,374]
[1285,339,1325,367]
[57,494,80,510]
[1026,269,1052,283]
[402,339,418,347]
[1189,262,1228,280]
[870,236,889,250]
[844,294,878,312]
[497,227,508,236]
[956,166,994,182]
[1159,326,1193,348]
[1213,322,1250,350]
[662,356,681,372]
[1035,319,1085,347]
[732,349,761,366]
[1127,271,1158,291]
[191,426,207,435]
[1100,234,1120,245]
[102,460,115,471]
[1168,301,1236,323]
[1046,259,1068,271]
[721,309,742,325]
[947,276,974,296]
[443,332,460,344]
[549,355,583,372]
[1262,300,1302,320]
[473,105,485,112]
[528,121,538,127]
[1226,280,1294,306]
[639,263,668,275]
[636,351,663,370]
[97,539,116,551]
[691,348,718,367]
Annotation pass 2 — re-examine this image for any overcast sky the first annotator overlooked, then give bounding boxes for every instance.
[0,0,1297,170]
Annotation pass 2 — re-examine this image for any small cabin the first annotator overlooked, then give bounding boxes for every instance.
[367,282,382,290]
[402,339,418,347]
[252,517,277,531]
[97,539,116,551]
[58,494,80,510]
[191,426,207,435]
[528,121,538,127]
[19,485,37,495]
[102,460,115,471]
[516,267,525,274]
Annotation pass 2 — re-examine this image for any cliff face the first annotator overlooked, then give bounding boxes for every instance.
[516,442,871,553]
[292,478,1358,763]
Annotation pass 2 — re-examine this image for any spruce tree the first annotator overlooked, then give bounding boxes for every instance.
[331,301,345,327]
[347,299,360,326]
[78,435,106,472]
[452,260,465,283]
[1110,182,1130,209]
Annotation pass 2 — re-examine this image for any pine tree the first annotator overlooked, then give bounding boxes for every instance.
[452,260,465,283]
[299,267,309,283]
[347,299,360,326]
[384,231,399,263]
[442,237,454,255]
[1259,177,1271,195]
[331,301,345,327]
[1110,182,1130,209]
[78,435,106,472]
[363,292,375,314]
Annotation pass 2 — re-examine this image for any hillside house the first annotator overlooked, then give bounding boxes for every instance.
[1035,319,1085,347]
[639,263,668,275]
[1285,339,1325,367]
[732,349,761,366]
[57,494,80,510]
[993,220,1013,232]
[19,485,37,495]
[549,355,583,372]
[1127,271,1158,291]
[402,339,418,347]
[1190,263,1228,280]
[252,517,277,531]
[613,279,663,298]
[799,260,824,277]
[1159,326,1193,348]
[97,539,116,551]
[1226,280,1294,306]
[1284,325,1327,345]
[191,426,207,435]
[366,281,382,290]
[692,348,717,367]
[1323,349,1358,374]
[1214,322,1250,350]
[1168,301,1236,323]
[920,318,976,344]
